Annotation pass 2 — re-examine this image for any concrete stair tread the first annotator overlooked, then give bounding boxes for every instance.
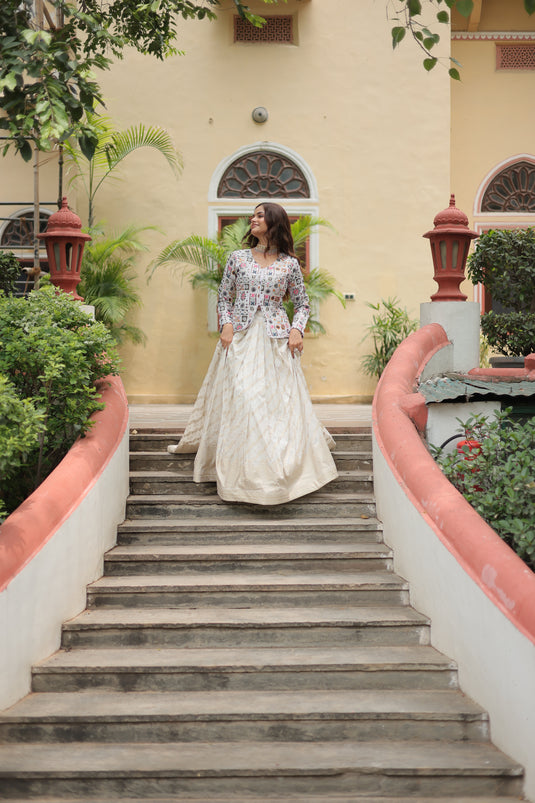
[88,571,406,591]
[127,492,373,504]
[0,739,521,775]
[3,689,485,721]
[129,469,372,480]
[63,605,428,628]
[4,798,523,803]
[105,543,391,560]
[34,644,455,671]
[117,516,381,532]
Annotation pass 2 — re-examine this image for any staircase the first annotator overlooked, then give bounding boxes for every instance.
[0,426,525,801]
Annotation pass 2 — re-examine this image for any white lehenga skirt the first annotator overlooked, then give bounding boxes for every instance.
[170,312,338,505]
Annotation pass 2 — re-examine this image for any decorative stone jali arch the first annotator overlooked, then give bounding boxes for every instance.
[206,142,320,330]
[473,155,535,311]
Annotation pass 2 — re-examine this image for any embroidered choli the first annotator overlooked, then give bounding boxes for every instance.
[217,249,310,338]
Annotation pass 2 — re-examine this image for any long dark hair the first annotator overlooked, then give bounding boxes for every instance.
[245,202,296,257]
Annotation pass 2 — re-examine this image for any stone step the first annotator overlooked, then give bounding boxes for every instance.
[32,645,458,693]
[128,469,372,496]
[0,740,522,798]
[103,542,393,575]
[3,798,524,803]
[116,516,384,545]
[125,492,376,520]
[61,605,428,649]
[86,571,408,609]
[130,448,372,472]
[0,689,488,745]
[129,429,372,452]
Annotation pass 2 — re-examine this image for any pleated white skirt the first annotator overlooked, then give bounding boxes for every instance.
[169,312,338,505]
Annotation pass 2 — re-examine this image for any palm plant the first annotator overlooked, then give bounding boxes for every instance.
[78,226,151,345]
[148,216,344,334]
[360,297,419,379]
[65,114,182,228]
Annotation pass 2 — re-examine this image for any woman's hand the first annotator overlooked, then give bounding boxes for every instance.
[288,328,303,358]
[220,323,234,350]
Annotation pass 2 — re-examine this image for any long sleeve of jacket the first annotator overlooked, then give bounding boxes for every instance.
[287,258,310,336]
[217,253,237,330]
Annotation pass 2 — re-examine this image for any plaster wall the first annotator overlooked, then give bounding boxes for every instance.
[49,0,451,403]
[0,428,128,711]
[373,440,535,802]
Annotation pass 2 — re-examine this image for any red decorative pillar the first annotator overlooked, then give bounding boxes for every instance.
[423,194,478,302]
[39,197,91,300]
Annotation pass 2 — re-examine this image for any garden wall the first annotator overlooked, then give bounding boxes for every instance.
[0,376,129,710]
[372,324,535,802]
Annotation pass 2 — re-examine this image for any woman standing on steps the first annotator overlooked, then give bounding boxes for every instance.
[168,201,338,505]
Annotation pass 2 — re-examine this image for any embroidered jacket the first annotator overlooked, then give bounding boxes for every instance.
[217,249,310,338]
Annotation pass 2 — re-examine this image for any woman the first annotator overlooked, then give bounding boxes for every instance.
[168,202,338,505]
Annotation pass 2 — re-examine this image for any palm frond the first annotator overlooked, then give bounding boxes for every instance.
[219,218,249,252]
[305,268,346,306]
[291,215,333,250]
[103,124,182,177]
[83,225,156,265]
[148,235,228,282]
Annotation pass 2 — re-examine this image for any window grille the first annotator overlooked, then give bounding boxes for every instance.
[234,15,293,43]
[496,44,535,70]
[481,161,535,212]
[218,151,310,198]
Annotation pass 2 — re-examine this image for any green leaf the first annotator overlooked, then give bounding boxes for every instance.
[437,10,449,22]
[449,67,461,80]
[19,140,32,161]
[79,132,98,161]
[423,36,438,49]
[392,26,406,47]
[455,0,474,17]
[525,0,535,13]
[423,57,438,71]
[407,0,422,16]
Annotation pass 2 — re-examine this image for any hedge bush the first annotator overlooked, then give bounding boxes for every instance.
[0,287,120,519]
[432,410,535,571]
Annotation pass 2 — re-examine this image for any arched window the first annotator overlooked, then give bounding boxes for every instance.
[207,143,319,330]
[481,160,535,213]
[217,150,310,199]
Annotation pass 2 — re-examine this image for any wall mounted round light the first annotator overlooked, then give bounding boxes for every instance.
[252,106,268,124]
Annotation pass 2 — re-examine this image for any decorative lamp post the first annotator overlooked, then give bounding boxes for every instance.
[38,197,91,300]
[423,194,478,302]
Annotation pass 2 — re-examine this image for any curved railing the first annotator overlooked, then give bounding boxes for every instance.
[373,324,535,641]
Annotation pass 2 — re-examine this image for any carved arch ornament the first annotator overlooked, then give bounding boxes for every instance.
[479,158,535,214]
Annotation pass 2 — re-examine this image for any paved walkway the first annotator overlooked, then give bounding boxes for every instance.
[128,404,373,430]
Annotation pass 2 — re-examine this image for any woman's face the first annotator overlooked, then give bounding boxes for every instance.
[250,206,268,240]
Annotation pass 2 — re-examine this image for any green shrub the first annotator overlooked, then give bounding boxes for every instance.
[0,375,46,520]
[467,228,535,357]
[480,310,535,357]
[0,251,22,295]
[0,286,120,517]
[432,410,535,571]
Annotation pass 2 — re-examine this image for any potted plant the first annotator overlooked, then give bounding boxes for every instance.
[467,228,535,366]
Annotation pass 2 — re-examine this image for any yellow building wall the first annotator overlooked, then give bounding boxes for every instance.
[451,0,535,251]
[1,0,452,403]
